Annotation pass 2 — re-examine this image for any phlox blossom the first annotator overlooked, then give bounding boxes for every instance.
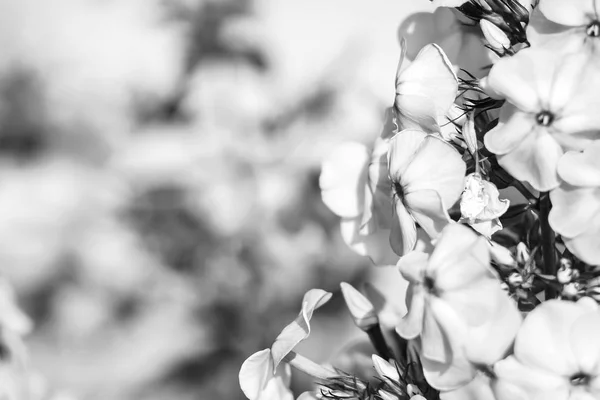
[460,173,510,238]
[494,297,600,400]
[397,224,521,390]
[483,48,600,191]
[387,130,465,255]
[528,0,600,54]
[549,142,600,265]
[319,138,396,265]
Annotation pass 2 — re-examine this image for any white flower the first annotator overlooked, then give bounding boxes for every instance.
[397,224,521,389]
[494,298,600,400]
[483,47,600,191]
[387,130,466,255]
[549,141,600,265]
[460,173,510,238]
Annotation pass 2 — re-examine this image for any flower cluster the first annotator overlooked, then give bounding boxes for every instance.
[240,1,600,400]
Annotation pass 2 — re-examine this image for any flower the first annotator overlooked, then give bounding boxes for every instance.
[397,224,521,389]
[494,297,600,400]
[394,41,458,133]
[549,141,600,265]
[483,47,600,191]
[459,173,510,238]
[387,130,466,255]
[527,0,600,54]
[320,138,397,265]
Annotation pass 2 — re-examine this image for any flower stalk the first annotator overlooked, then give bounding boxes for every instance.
[539,192,557,299]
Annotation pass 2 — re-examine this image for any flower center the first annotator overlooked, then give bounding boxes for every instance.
[393,180,405,200]
[535,110,554,126]
[424,276,438,296]
[570,372,591,386]
[587,20,600,37]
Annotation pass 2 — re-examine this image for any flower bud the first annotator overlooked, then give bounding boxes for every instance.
[562,282,580,299]
[557,264,574,284]
[480,19,510,51]
[407,384,423,397]
[516,243,530,265]
[372,355,400,382]
[508,272,523,287]
[340,282,378,330]
[378,390,398,400]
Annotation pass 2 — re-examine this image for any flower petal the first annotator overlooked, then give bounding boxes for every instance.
[258,375,294,400]
[558,144,600,187]
[483,105,535,155]
[320,142,369,218]
[387,130,427,181]
[239,349,274,400]
[496,128,562,192]
[441,374,495,400]
[396,44,458,131]
[494,356,569,400]
[340,218,399,266]
[514,300,583,376]
[403,135,466,208]
[390,200,418,256]
[396,283,426,339]
[539,0,594,26]
[549,185,600,238]
[486,51,541,113]
[563,224,600,266]
[397,250,429,284]
[271,289,332,368]
[405,190,452,239]
[570,311,600,376]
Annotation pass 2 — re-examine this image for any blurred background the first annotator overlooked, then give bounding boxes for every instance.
[0,0,434,399]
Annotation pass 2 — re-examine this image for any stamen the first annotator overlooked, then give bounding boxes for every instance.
[570,372,591,386]
[535,111,554,126]
[587,21,600,37]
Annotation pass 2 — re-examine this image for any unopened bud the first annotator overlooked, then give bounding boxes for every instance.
[372,355,400,382]
[562,282,580,298]
[378,390,398,400]
[508,272,523,287]
[340,282,378,330]
[557,266,574,284]
[407,384,423,397]
[516,243,530,265]
[480,19,511,51]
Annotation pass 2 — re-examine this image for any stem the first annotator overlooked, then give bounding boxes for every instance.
[283,351,337,380]
[539,192,557,299]
[512,180,537,206]
[366,325,395,362]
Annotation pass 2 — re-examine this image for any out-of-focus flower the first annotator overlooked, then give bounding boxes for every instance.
[549,142,600,265]
[483,48,600,191]
[397,224,521,389]
[460,173,510,238]
[494,297,600,400]
[527,0,600,54]
[387,130,465,256]
[394,41,458,133]
[398,8,493,79]
[441,373,496,400]
[320,138,397,265]
[239,289,332,400]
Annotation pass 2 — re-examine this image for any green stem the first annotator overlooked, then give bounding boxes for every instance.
[539,192,557,299]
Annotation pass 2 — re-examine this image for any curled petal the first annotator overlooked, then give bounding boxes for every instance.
[239,349,274,400]
[396,283,426,339]
[271,289,332,368]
